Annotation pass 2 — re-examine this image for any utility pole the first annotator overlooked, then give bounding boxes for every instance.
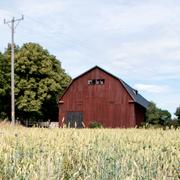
[4,15,24,125]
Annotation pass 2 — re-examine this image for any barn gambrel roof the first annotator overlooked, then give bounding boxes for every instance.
[120,80,149,108]
[60,66,149,109]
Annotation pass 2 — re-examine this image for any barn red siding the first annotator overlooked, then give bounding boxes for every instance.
[59,68,138,128]
[135,104,146,126]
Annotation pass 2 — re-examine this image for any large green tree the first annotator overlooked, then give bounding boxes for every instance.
[0,49,11,119]
[0,44,20,120]
[145,102,160,124]
[159,109,171,125]
[0,43,71,122]
[145,101,171,125]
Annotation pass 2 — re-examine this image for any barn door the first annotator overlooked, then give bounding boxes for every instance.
[65,112,84,128]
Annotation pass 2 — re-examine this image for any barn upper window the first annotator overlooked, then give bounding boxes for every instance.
[88,79,105,85]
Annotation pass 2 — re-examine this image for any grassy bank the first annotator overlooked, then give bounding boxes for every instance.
[0,124,179,179]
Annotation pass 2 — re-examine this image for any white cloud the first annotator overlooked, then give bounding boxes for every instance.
[105,36,180,80]
[19,0,65,17]
[134,84,170,93]
[0,9,12,18]
[101,2,178,34]
[56,49,95,77]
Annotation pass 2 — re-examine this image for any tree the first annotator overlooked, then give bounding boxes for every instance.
[145,101,171,125]
[175,106,180,121]
[1,43,71,122]
[159,109,171,125]
[145,101,160,124]
[0,44,20,120]
[0,50,10,119]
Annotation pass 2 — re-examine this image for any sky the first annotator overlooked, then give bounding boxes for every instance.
[0,0,180,116]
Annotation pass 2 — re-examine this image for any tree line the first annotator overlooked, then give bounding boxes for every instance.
[0,42,71,124]
[145,102,180,128]
[0,42,179,127]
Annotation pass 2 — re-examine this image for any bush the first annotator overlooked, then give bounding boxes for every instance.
[89,121,103,128]
[140,120,180,129]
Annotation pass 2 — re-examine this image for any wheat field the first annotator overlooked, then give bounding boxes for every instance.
[0,123,179,180]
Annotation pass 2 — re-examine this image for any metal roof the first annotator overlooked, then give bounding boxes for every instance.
[120,80,149,108]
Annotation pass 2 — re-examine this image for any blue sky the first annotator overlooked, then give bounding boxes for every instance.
[0,0,180,116]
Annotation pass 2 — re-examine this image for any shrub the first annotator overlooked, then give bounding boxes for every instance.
[89,121,103,128]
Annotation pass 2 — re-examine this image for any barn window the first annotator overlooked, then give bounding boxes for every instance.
[88,79,96,85]
[100,79,105,84]
[88,79,105,85]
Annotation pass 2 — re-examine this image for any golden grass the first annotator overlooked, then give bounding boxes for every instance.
[0,125,179,179]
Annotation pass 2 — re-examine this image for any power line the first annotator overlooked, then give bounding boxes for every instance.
[4,15,24,125]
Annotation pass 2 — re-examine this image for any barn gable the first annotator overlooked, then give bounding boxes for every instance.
[59,66,149,109]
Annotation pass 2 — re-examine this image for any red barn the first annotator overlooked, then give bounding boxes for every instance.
[58,66,149,128]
